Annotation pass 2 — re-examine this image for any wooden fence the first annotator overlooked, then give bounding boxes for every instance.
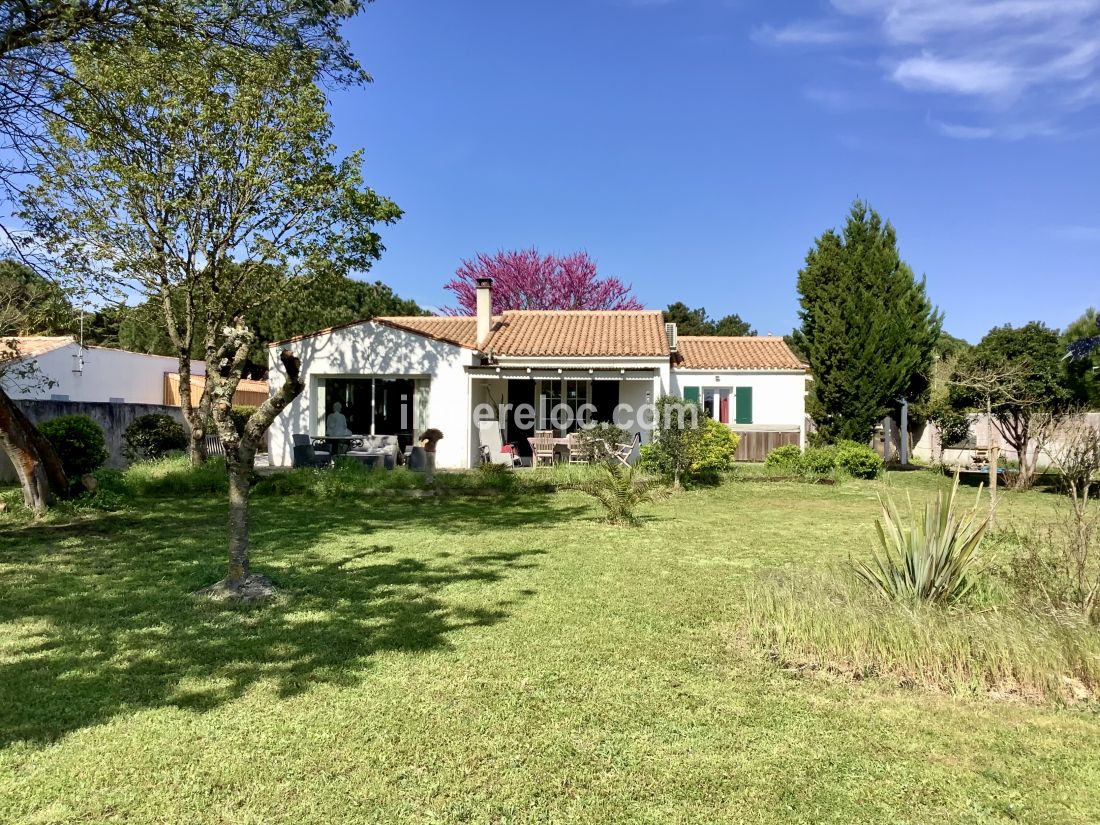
[163,373,269,408]
[732,429,801,462]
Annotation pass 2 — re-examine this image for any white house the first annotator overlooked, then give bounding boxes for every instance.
[266,279,808,469]
[2,337,204,404]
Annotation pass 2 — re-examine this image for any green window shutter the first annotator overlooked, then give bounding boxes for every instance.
[735,387,753,424]
[683,386,700,404]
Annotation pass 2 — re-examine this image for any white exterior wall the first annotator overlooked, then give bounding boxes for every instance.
[669,369,808,445]
[3,343,199,404]
[268,322,478,469]
[266,324,810,470]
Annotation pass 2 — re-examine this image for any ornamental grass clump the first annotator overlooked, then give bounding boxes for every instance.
[568,463,667,526]
[739,567,1100,704]
[855,474,989,603]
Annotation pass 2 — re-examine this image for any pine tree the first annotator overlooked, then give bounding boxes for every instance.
[793,201,941,443]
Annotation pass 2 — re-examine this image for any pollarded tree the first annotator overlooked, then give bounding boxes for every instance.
[793,200,941,443]
[26,39,401,466]
[0,1,377,481]
[23,39,400,595]
[443,249,642,314]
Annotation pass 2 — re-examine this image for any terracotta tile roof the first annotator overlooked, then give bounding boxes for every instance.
[375,310,670,357]
[373,315,482,348]
[2,336,74,358]
[675,336,805,370]
[485,310,668,357]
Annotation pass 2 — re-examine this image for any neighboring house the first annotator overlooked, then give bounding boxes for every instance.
[1,337,204,404]
[2,337,267,407]
[268,279,808,469]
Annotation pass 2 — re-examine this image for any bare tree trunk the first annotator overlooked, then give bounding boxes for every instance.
[198,342,304,599]
[0,385,68,513]
[225,456,251,585]
[177,354,209,466]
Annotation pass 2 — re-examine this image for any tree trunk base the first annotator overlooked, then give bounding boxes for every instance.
[194,573,277,603]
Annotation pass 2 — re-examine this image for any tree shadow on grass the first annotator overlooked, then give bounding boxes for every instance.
[0,494,582,745]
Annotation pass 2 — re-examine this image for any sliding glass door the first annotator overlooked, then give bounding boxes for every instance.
[323,377,419,448]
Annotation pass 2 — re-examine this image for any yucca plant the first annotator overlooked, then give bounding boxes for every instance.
[568,463,668,526]
[854,473,990,603]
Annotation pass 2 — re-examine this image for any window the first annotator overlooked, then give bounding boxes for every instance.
[50,394,69,401]
[323,377,419,449]
[537,379,592,436]
[565,380,592,430]
[702,388,731,424]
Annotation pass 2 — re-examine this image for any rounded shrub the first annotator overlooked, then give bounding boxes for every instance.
[691,418,741,478]
[800,446,837,476]
[39,415,108,477]
[124,413,187,461]
[834,440,884,479]
[230,405,257,434]
[764,444,803,473]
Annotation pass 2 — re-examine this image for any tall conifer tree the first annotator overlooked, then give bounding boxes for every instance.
[794,201,941,442]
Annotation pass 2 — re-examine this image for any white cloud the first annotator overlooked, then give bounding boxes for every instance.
[833,0,1100,44]
[929,117,1060,141]
[751,20,855,46]
[892,54,1022,96]
[757,0,1100,138]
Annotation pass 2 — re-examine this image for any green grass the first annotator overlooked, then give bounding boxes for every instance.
[739,567,1100,703]
[1,471,1099,823]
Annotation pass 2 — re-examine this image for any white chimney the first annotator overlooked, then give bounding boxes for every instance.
[665,322,678,353]
[476,277,493,348]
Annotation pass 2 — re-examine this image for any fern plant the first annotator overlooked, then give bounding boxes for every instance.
[854,474,990,603]
[569,464,668,526]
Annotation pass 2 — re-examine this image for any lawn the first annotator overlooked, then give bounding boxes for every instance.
[1,470,1098,823]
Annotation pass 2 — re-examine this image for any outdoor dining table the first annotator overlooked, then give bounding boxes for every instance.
[315,435,363,457]
[526,436,572,462]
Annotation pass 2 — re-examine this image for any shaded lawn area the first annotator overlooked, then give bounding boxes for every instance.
[0,473,1098,823]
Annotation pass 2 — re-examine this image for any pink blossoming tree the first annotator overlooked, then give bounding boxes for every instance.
[443,248,643,315]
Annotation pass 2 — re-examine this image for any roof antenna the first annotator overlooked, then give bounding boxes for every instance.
[72,302,85,374]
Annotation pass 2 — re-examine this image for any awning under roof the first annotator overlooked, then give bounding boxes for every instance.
[468,367,658,381]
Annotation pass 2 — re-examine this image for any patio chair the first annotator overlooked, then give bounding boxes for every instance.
[477,420,520,467]
[204,434,225,458]
[293,433,331,465]
[567,431,589,464]
[607,432,641,467]
[532,430,556,466]
[292,442,332,469]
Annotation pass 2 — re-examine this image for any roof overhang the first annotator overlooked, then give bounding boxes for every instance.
[671,367,807,375]
[468,366,659,381]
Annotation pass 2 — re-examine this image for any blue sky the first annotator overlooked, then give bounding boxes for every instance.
[330,0,1100,342]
